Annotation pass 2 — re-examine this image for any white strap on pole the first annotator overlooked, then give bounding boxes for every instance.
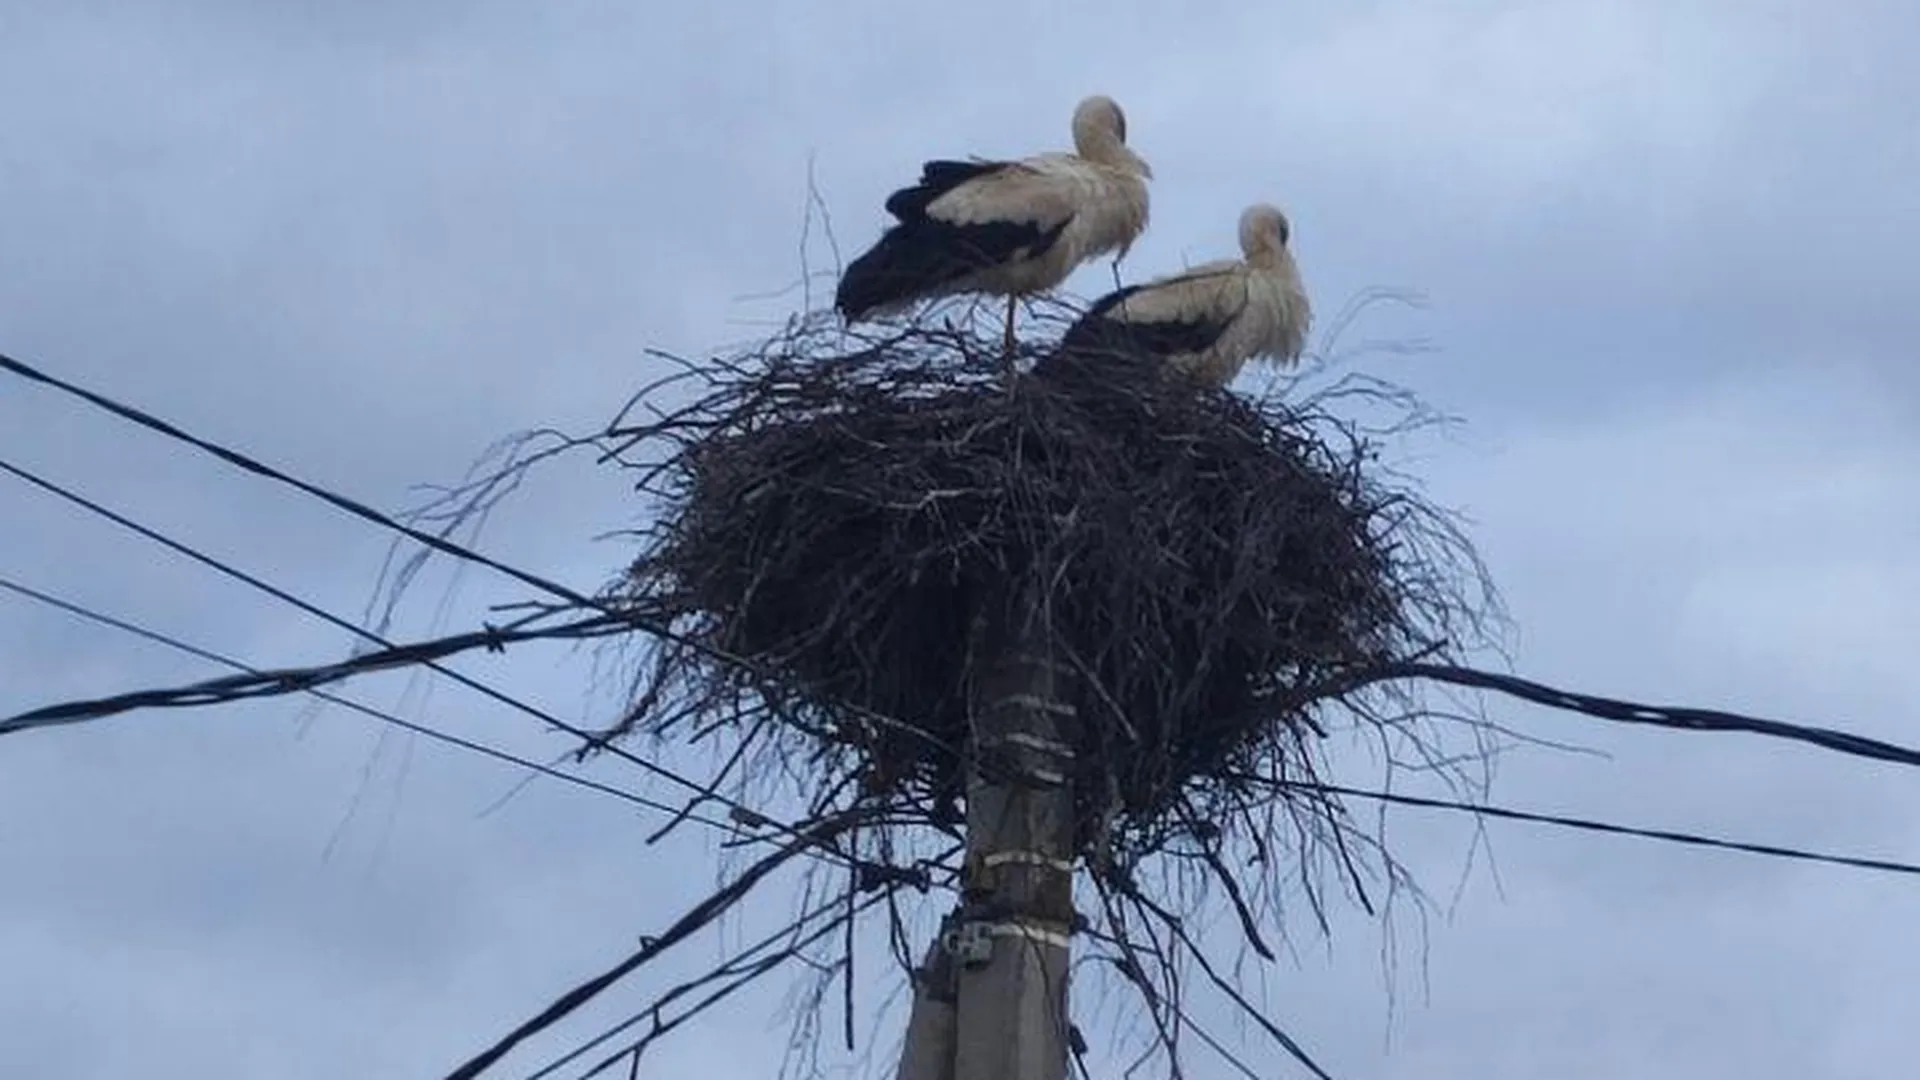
[984,919,1073,951]
[997,732,1075,758]
[992,693,1078,718]
[975,732,1075,784]
[981,850,1076,874]
[1012,653,1078,678]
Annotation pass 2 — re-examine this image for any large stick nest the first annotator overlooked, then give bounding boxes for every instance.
[603,312,1492,871]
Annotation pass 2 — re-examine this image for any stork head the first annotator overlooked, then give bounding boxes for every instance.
[1239,203,1291,256]
[1072,95,1152,177]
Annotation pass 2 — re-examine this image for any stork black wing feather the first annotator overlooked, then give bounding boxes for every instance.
[882,160,1010,221]
[1032,288,1236,389]
[834,218,1070,320]
[836,159,1070,321]
[1063,290,1236,359]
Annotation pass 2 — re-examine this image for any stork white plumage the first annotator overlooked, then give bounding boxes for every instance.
[1043,203,1311,389]
[833,95,1153,354]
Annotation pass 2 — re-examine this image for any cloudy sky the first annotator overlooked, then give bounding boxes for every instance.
[4,1,1919,1076]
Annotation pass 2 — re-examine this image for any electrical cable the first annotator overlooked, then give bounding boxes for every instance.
[0,572,784,847]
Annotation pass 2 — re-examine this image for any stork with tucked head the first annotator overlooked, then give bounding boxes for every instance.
[833,95,1154,354]
[1041,203,1311,389]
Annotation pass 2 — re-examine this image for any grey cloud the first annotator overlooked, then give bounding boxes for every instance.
[4,1,1919,1077]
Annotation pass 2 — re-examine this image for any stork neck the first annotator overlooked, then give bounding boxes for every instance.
[1092,145,1152,181]
[1073,130,1125,165]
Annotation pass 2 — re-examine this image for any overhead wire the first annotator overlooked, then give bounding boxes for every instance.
[0,349,954,756]
[441,810,871,1080]
[0,451,871,867]
[1371,660,1920,772]
[1274,778,1920,879]
[23,349,1905,783]
[10,559,1920,887]
[0,572,783,848]
[11,344,1920,1078]
[520,889,881,1080]
[11,346,1913,783]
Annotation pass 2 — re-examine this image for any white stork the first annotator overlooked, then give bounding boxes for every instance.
[833,95,1153,353]
[1043,203,1311,389]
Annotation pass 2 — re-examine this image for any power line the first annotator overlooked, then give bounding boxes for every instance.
[4,456,633,766]
[0,348,953,760]
[11,350,1920,879]
[0,573,778,847]
[10,571,1914,883]
[0,610,623,732]
[521,889,881,1080]
[0,350,600,609]
[1372,661,1920,771]
[0,578,938,1080]
[10,337,1909,782]
[443,813,868,1080]
[18,599,1920,792]
[1275,779,1920,879]
[0,453,856,861]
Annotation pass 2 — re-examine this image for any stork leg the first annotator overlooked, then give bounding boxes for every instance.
[999,296,1020,390]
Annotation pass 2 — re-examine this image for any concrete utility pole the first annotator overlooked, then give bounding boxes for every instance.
[894,598,1079,1080]
[891,934,957,1080]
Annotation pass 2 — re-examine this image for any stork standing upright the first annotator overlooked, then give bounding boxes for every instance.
[1041,203,1311,389]
[834,95,1153,355]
